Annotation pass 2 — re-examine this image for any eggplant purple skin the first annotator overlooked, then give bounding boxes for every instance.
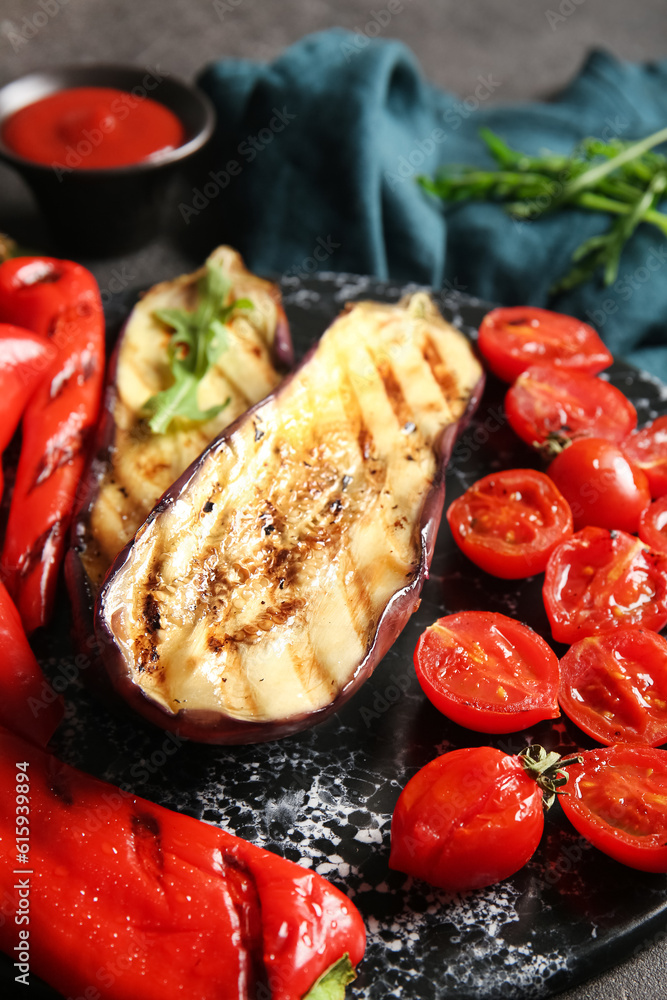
[272,304,294,371]
[64,294,293,681]
[92,357,486,745]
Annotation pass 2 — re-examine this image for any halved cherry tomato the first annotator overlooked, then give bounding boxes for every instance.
[389,745,577,892]
[623,416,667,498]
[543,526,667,644]
[639,496,667,553]
[546,437,650,534]
[446,469,573,578]
[560,745,667,872]
[478,307,612,384]
[505,366,637,449]
[414,611,560,733]
[559,628,667,746]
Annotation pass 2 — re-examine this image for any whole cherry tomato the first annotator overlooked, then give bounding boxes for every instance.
[639,496,667,553]
[414,612,560,733]
[546,437,650,534]
[478,306,612,384]
[560,745,667,872]
[505,366,637,449]
[389,745,578,892]
[622,415,667,498]
[446,469,573,579]
[559,628,667,746]
[543,527,667,644]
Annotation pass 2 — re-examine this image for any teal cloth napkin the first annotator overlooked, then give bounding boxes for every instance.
[198,29,667,376]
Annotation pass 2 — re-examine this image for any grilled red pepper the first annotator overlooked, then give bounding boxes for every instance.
[0,257,105,632]
[0,586,63,746]
[0,324,64,746]
[0,725,365,999]
[0,322,58,499]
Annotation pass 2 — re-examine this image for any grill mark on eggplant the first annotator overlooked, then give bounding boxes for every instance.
[76,248,287,595]
[99,295,484,728]
[136,642,160,673]
[164,498,322,655]
[422,334,462,402]
[358,424,374,461]
[134,573,162,673]
[180,481,310,690]
[375,357,412,428]
[112,424,207,510]
[264,597,304,624]
[339,365,378,474]
[170,398,341,703]
[328,367,381,641]
[143,592,161,633]
[223,642,260,716]
[289,634,330,698]
[339,546,373,643]
[215,365,252,408]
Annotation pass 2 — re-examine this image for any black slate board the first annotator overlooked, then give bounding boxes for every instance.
[4,272,667,1000]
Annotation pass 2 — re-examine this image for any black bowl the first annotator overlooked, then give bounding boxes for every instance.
[0,65,216,257]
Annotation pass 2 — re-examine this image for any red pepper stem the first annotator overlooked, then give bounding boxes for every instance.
[518,744,584,811]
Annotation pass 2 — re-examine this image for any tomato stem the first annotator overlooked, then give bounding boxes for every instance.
[536,432,573,461]
[519,745,583,810]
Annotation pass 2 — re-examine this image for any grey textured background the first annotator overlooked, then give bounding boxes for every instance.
[1,0,667,292]
[1,0,666,100]
[1,1,667,998]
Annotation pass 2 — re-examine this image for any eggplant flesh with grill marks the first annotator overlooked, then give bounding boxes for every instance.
[66,246,291,632]
[96,293,484,743]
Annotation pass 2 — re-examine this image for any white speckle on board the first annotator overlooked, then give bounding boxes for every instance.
[317,862,340,875]
[355,828,383,844]
[43,272,662,1000]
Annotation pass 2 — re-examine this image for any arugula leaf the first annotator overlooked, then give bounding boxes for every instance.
[143,263,252,434]
[302,955,357,1000]
[419,126,667,294]
[552,170,667,293]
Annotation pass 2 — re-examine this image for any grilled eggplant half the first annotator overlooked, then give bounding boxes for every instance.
[96,293,484,743]
[67,246,292,632]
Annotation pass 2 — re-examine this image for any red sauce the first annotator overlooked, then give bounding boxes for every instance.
[2,87,185,169]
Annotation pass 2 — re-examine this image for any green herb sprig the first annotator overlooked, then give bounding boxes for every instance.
[418,125,667,294]
[143,262,252,434]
